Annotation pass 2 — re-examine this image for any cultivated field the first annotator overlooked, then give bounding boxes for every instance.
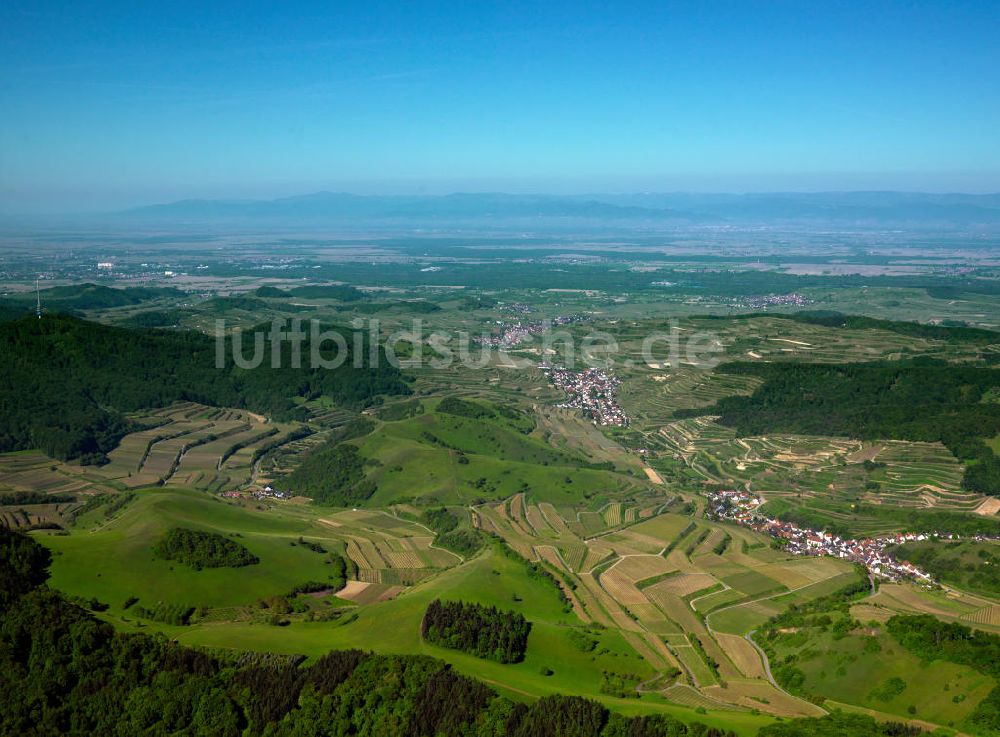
[472,487,860,716]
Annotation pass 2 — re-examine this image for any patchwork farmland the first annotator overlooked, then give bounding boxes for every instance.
[473,489,859,716]
[0,402,310,529]
[319,509,462,588]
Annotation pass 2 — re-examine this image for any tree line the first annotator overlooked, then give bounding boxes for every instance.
[694,311,1000,345]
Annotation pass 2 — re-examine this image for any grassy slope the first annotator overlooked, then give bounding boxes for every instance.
[38,488,345,613]
[356,403,645,506]
[770,626,994,728]
[32,486,768,735]
[174,545,766,733]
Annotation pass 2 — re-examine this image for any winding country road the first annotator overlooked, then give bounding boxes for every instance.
[744,630,780,689]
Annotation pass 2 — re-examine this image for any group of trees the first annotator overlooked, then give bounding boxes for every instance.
[277,418,381,505]
[421,507,485,557]
[755,713,921,737]
[0,526,752,736]
[437,397,535,433]
[0,490,73,505]
[152,527,259,570]
[0,315,408,463]
[421,599,531,663]
[279,443,376,505]
[680,358,1000,494]
[131,601,196,626]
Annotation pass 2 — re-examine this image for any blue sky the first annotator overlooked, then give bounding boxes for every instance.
[1,1,998,212]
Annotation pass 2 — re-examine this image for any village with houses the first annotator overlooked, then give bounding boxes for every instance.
[544,365,629,427]
[731,292,811,310]
[706,489,944,584]
[477,313,585,349]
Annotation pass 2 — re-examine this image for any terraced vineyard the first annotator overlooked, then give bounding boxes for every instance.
[608,314,994,477]
[0,451,121,529]
[638,413,986,522]
[473,489,858,716]
[0,402,313,529]
[321,509,461,586]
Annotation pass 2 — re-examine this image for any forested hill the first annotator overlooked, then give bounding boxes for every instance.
[5,283,187,312]
[0,315,409,462]
[679,359,1000,494]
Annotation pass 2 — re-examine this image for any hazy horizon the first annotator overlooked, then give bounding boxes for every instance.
[5,183,1000,219]
[2,1,999,214]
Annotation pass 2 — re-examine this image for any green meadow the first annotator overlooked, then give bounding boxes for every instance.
[40,488,345,613]
[31,486,770,734]
[354,399,647,507]
[767,626,995,729]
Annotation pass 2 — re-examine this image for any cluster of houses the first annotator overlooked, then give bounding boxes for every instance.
[498,302,534,315]
[544,366,629,427]
[221,485,291,501]
[706,489,937,583]
[477,314,584,349]
[733,293,810,310]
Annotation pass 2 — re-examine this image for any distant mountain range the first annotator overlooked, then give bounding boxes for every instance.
[120,190,1000,226]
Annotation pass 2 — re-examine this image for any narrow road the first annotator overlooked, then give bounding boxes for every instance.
[743,628,831,714]
[744,630,779,688]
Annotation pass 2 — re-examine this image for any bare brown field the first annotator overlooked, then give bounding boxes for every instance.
[336,581,403,605]
[662,684,744,712]
[612,554,674,582]
[643,467,665,484]
[976,498,1000,516]
[655,572,718,597]
[713,634,765,679]
[706,681,825,718]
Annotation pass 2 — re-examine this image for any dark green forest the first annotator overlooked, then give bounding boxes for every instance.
[680,359,1000,494]
[10,283,186,311]
[421,599,531,663]
[0,315,408,463]
[279,443,376,505]
[153,527,260,570]
[253,284,366,301]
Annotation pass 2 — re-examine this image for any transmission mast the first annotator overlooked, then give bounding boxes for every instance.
[35,278,42,319]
